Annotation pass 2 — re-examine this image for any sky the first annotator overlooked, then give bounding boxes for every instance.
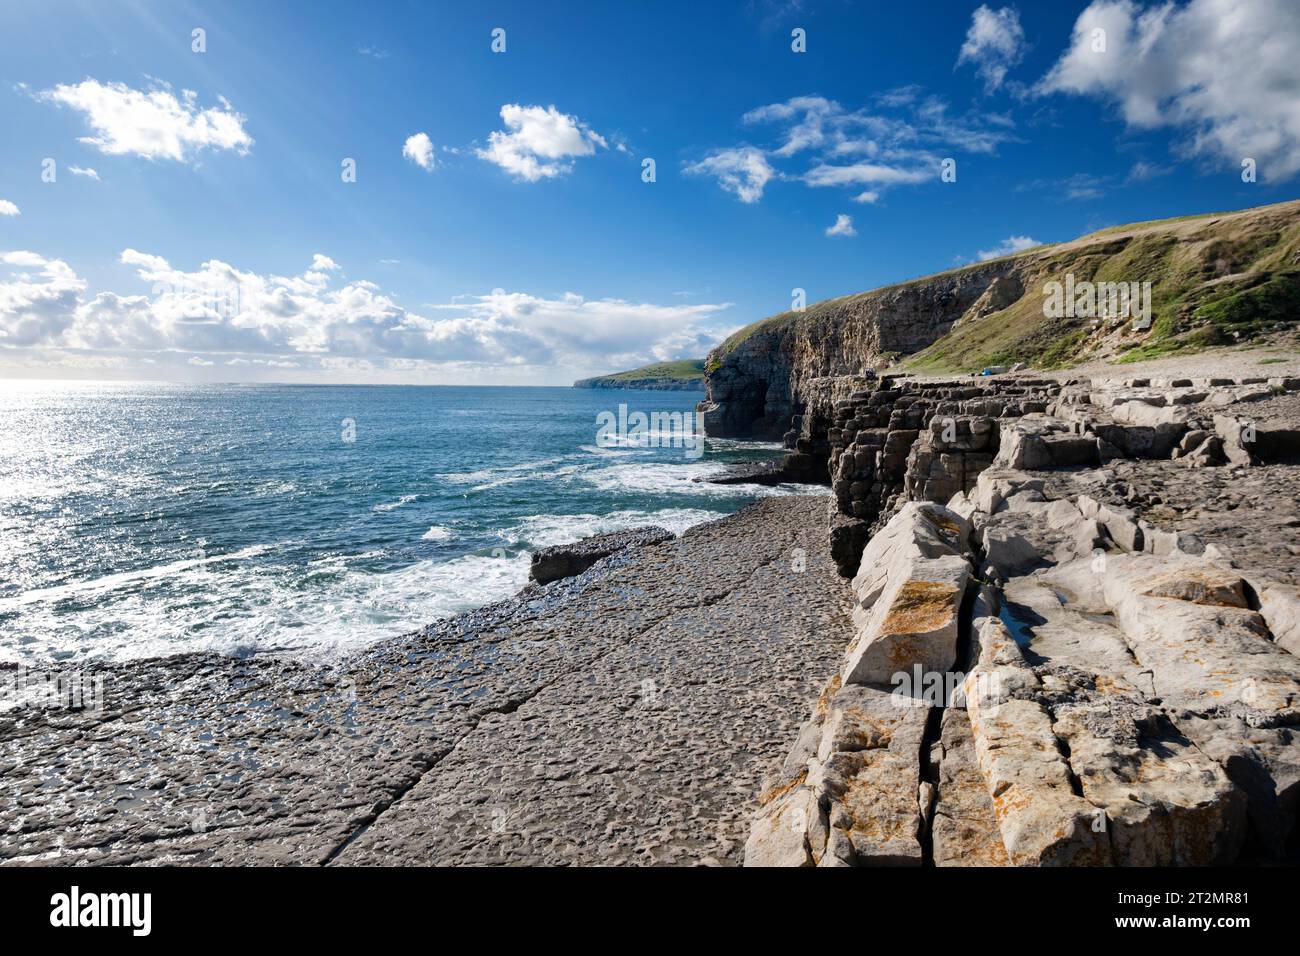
[1,0,1298,385]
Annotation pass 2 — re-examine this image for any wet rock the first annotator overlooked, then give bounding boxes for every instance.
[529,526,673,584]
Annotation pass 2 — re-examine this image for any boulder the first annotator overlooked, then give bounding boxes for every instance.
[1214,414,1259,466]
[816,685,930,866]
[1050,704,1247,865]
[849,501,970,612]
[845,554,970,686]
[1258,582,1300,657]
[744,684,930,867]
[981,527,1041,576]
[528,526,673,584]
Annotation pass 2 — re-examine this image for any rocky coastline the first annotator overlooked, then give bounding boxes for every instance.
[0,496,845,865]
[5,199,1300,867]
[4,363,1299,866]
[740,367,1300,866]
[572,375,704,391]
[572,359,706,391]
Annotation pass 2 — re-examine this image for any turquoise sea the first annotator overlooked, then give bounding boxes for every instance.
[0,382,812,663]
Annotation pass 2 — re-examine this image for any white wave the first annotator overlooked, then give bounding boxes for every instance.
[256,481,298,496]
[0,544,276,613]
[421,525,454,542]
[0,548,535,664]
[507,507,722,549]
[705,438,786,452]
[441,454,583,485]
[467,475,529,492]
[581,461,816,498]
[373,494,419,512]
[468,462,594,493]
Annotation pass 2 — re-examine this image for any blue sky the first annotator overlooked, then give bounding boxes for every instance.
[1,0,1297,384]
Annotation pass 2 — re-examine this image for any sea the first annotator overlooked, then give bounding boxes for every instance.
[0,381,815,664]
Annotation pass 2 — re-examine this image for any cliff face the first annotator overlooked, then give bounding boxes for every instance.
[698,260,1019,438]
[573,376,703,391]
[574,358,705,391]
[700,200,1300,439]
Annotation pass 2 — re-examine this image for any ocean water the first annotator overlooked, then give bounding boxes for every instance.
[0,381,813,664]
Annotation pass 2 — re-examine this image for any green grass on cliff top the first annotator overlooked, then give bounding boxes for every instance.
[590,359,705,381]
[905,206,1300,372]
[717,201,1300,369]
[710,199,1300,374]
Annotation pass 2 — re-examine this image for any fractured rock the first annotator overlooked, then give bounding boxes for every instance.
[932,708,1009,867]
[844,555,970,687]
[963,620,1112,866]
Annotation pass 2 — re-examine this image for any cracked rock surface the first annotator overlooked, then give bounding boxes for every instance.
[0,496,849,866]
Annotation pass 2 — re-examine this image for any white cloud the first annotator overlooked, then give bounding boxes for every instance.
[0,251,85,346]
[403,132,435,171]
[36,79,252,162]
[1126,160,1167,182]
[682,147,776,203]
[0,200,19,216]
[187,356,214,367]
[476,104,606,181]
[1039,0,1300,179]
[691,93,1014,203]
[805,163,931,188]
[68,165,100,180]
[744,95,842,157]
[825,214,857,238]
[0,249,732,377]
[977,235,1040,260]
[957,6,1026,93]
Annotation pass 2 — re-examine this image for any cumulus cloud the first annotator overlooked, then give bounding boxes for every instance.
[825,214,857,238]
[35,79,252,162]
[689,93,1014,203]
[1039,0,1300,179]
[403,132,435,171]
[476,104,606,181]
[0,249,732,376]
[0,200,19,216]
[977,235,1040,261]
[68,165,100,180]
[0,251,85,346]
[956,6,1026,92]
[682,147,776,203]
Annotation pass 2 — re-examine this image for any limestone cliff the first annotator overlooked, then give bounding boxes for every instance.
[701,199,1300,439]
[574,359,705,391]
